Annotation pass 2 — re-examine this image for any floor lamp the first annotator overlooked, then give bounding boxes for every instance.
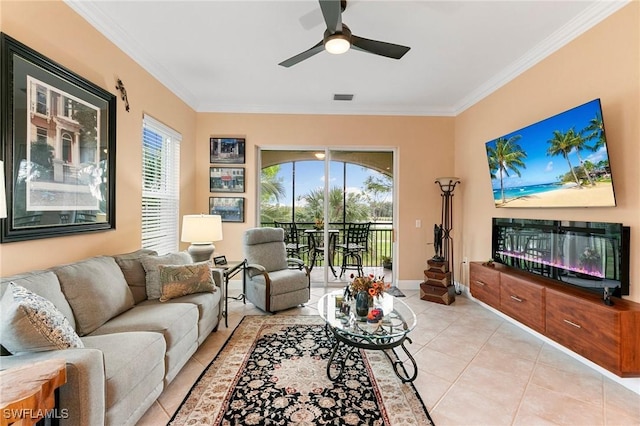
[435,177,461,294]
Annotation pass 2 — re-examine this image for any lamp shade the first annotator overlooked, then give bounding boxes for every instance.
[181,214,223,243]
[0,160,7,219]
[434,177,461,193]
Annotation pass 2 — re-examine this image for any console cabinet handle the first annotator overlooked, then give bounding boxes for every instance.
[476,280,486,286]
[510,295,523,302]
[563,319,582,329]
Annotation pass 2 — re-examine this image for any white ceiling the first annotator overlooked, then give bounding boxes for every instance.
[65,0,628,116]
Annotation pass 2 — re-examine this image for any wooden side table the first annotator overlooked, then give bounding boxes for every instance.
[0,358,66,426]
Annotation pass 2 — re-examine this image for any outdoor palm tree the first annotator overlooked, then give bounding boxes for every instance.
[301,186,369,223]
[486,135,527,204]
[547,129,583,188]
[260,166,288,223]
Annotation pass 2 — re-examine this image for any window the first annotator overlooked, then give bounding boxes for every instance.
[142,115,181,254]
[36,127,47,144]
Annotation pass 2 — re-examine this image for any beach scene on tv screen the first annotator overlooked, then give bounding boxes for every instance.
[485,99,616,208]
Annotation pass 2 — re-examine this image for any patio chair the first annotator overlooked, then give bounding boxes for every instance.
[274,221,309,260]
[336,222,371,278]
[243,227,310,313]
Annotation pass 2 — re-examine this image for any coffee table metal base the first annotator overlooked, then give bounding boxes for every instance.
[325,325,418,383]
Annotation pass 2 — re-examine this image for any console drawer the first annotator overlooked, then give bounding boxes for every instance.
[546,289,620,372]
[500,275,545,333]
[470,263,500,308]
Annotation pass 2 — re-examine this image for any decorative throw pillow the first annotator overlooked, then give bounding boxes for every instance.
[140,252,192,300]
[0,283,84,354]
[113,249,158,304]
[158,262,216,302]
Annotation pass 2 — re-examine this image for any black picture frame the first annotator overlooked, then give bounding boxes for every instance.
[210,137,245,164]
[209,167,245,193]
[213,255,228,266]
[1,33,116,242]
[209,197,244,223]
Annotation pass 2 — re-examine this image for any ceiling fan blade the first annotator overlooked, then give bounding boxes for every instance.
[278,41,325,68]
[351,35,411,60]
[319,0,343,33]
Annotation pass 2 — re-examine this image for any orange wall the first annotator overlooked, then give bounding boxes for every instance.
[195,113,455,281]
[1,0,638,299]
[0,0,197,275]
[455,2,640,302]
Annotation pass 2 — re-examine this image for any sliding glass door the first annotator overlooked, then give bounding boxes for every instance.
[259,148,395,285]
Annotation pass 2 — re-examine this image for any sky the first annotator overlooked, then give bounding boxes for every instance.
[485,98,611,189]
[273,161,386,206]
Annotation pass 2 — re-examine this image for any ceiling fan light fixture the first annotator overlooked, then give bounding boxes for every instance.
[325,34,350,54]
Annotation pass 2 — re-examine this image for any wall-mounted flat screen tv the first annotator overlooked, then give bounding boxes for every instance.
[484,99,616,208]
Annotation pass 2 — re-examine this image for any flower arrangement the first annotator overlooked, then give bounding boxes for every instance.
[313,218,324,230]
[349,273,390,298]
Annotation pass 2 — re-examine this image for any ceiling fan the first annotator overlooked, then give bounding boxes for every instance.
[278,0,411,68]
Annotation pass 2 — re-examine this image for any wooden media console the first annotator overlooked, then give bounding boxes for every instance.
[470,262,640,377]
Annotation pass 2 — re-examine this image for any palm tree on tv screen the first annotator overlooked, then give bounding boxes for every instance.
[486,135,527,204]
[547,129,583,188]
[568,128,595,186]
[583,113,605,151]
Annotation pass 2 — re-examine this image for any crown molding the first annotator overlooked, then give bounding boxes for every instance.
[453,0,630,115]
[64,0,199,109]
[195,102,457,117]
[65,0,629,117]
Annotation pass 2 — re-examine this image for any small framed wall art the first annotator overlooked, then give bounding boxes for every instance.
[210,167,244,193]
[210,137,245,164]
[209,197,244,223]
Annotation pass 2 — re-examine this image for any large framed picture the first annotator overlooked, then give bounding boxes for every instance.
[210,167,245,193]
[210,137,245,164]
[1,34,116,242]
[209,197,244,223]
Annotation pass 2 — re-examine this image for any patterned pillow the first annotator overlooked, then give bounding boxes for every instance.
[158,262,216,302]
[141,252,192,300]
[0,283,84,354]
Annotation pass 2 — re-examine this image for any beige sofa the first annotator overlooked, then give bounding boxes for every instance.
[0,249,222,426]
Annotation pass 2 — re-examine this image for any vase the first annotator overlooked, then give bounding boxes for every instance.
[355,291,371,318]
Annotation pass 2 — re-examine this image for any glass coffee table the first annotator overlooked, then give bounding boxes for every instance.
[318,290,418,383]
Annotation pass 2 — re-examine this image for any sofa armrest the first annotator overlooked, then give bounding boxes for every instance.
[0,348,106,426]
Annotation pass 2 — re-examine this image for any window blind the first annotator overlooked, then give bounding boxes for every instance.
[142,115,181,254]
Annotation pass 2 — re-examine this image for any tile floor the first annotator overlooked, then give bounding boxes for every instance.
[137,283,640,425]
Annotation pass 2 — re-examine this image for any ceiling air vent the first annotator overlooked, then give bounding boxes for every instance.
[333,94,354,101]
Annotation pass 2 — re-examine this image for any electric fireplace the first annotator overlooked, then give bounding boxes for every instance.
[492,218,630,297]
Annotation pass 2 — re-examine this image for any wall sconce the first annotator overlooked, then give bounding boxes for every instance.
[181,214,223,262]
[115,78,130,112]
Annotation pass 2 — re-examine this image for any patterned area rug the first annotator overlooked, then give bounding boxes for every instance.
[170,315,433,425]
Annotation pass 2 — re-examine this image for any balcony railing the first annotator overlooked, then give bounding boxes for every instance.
[262,221,393,270]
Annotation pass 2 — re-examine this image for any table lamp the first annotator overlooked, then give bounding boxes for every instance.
[181,214,223,262]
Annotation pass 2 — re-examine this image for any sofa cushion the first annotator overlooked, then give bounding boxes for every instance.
[0,270,76,329]
[139,289,222,345]
[0,283,84,353]
[90,303,199,386]
[158,262,216,302]
[112,249,158,304]
[54,256,135,336]
[140,252,192,300]
[81,332,165,426]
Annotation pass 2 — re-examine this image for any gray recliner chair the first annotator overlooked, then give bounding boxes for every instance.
[243,227,310,313]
